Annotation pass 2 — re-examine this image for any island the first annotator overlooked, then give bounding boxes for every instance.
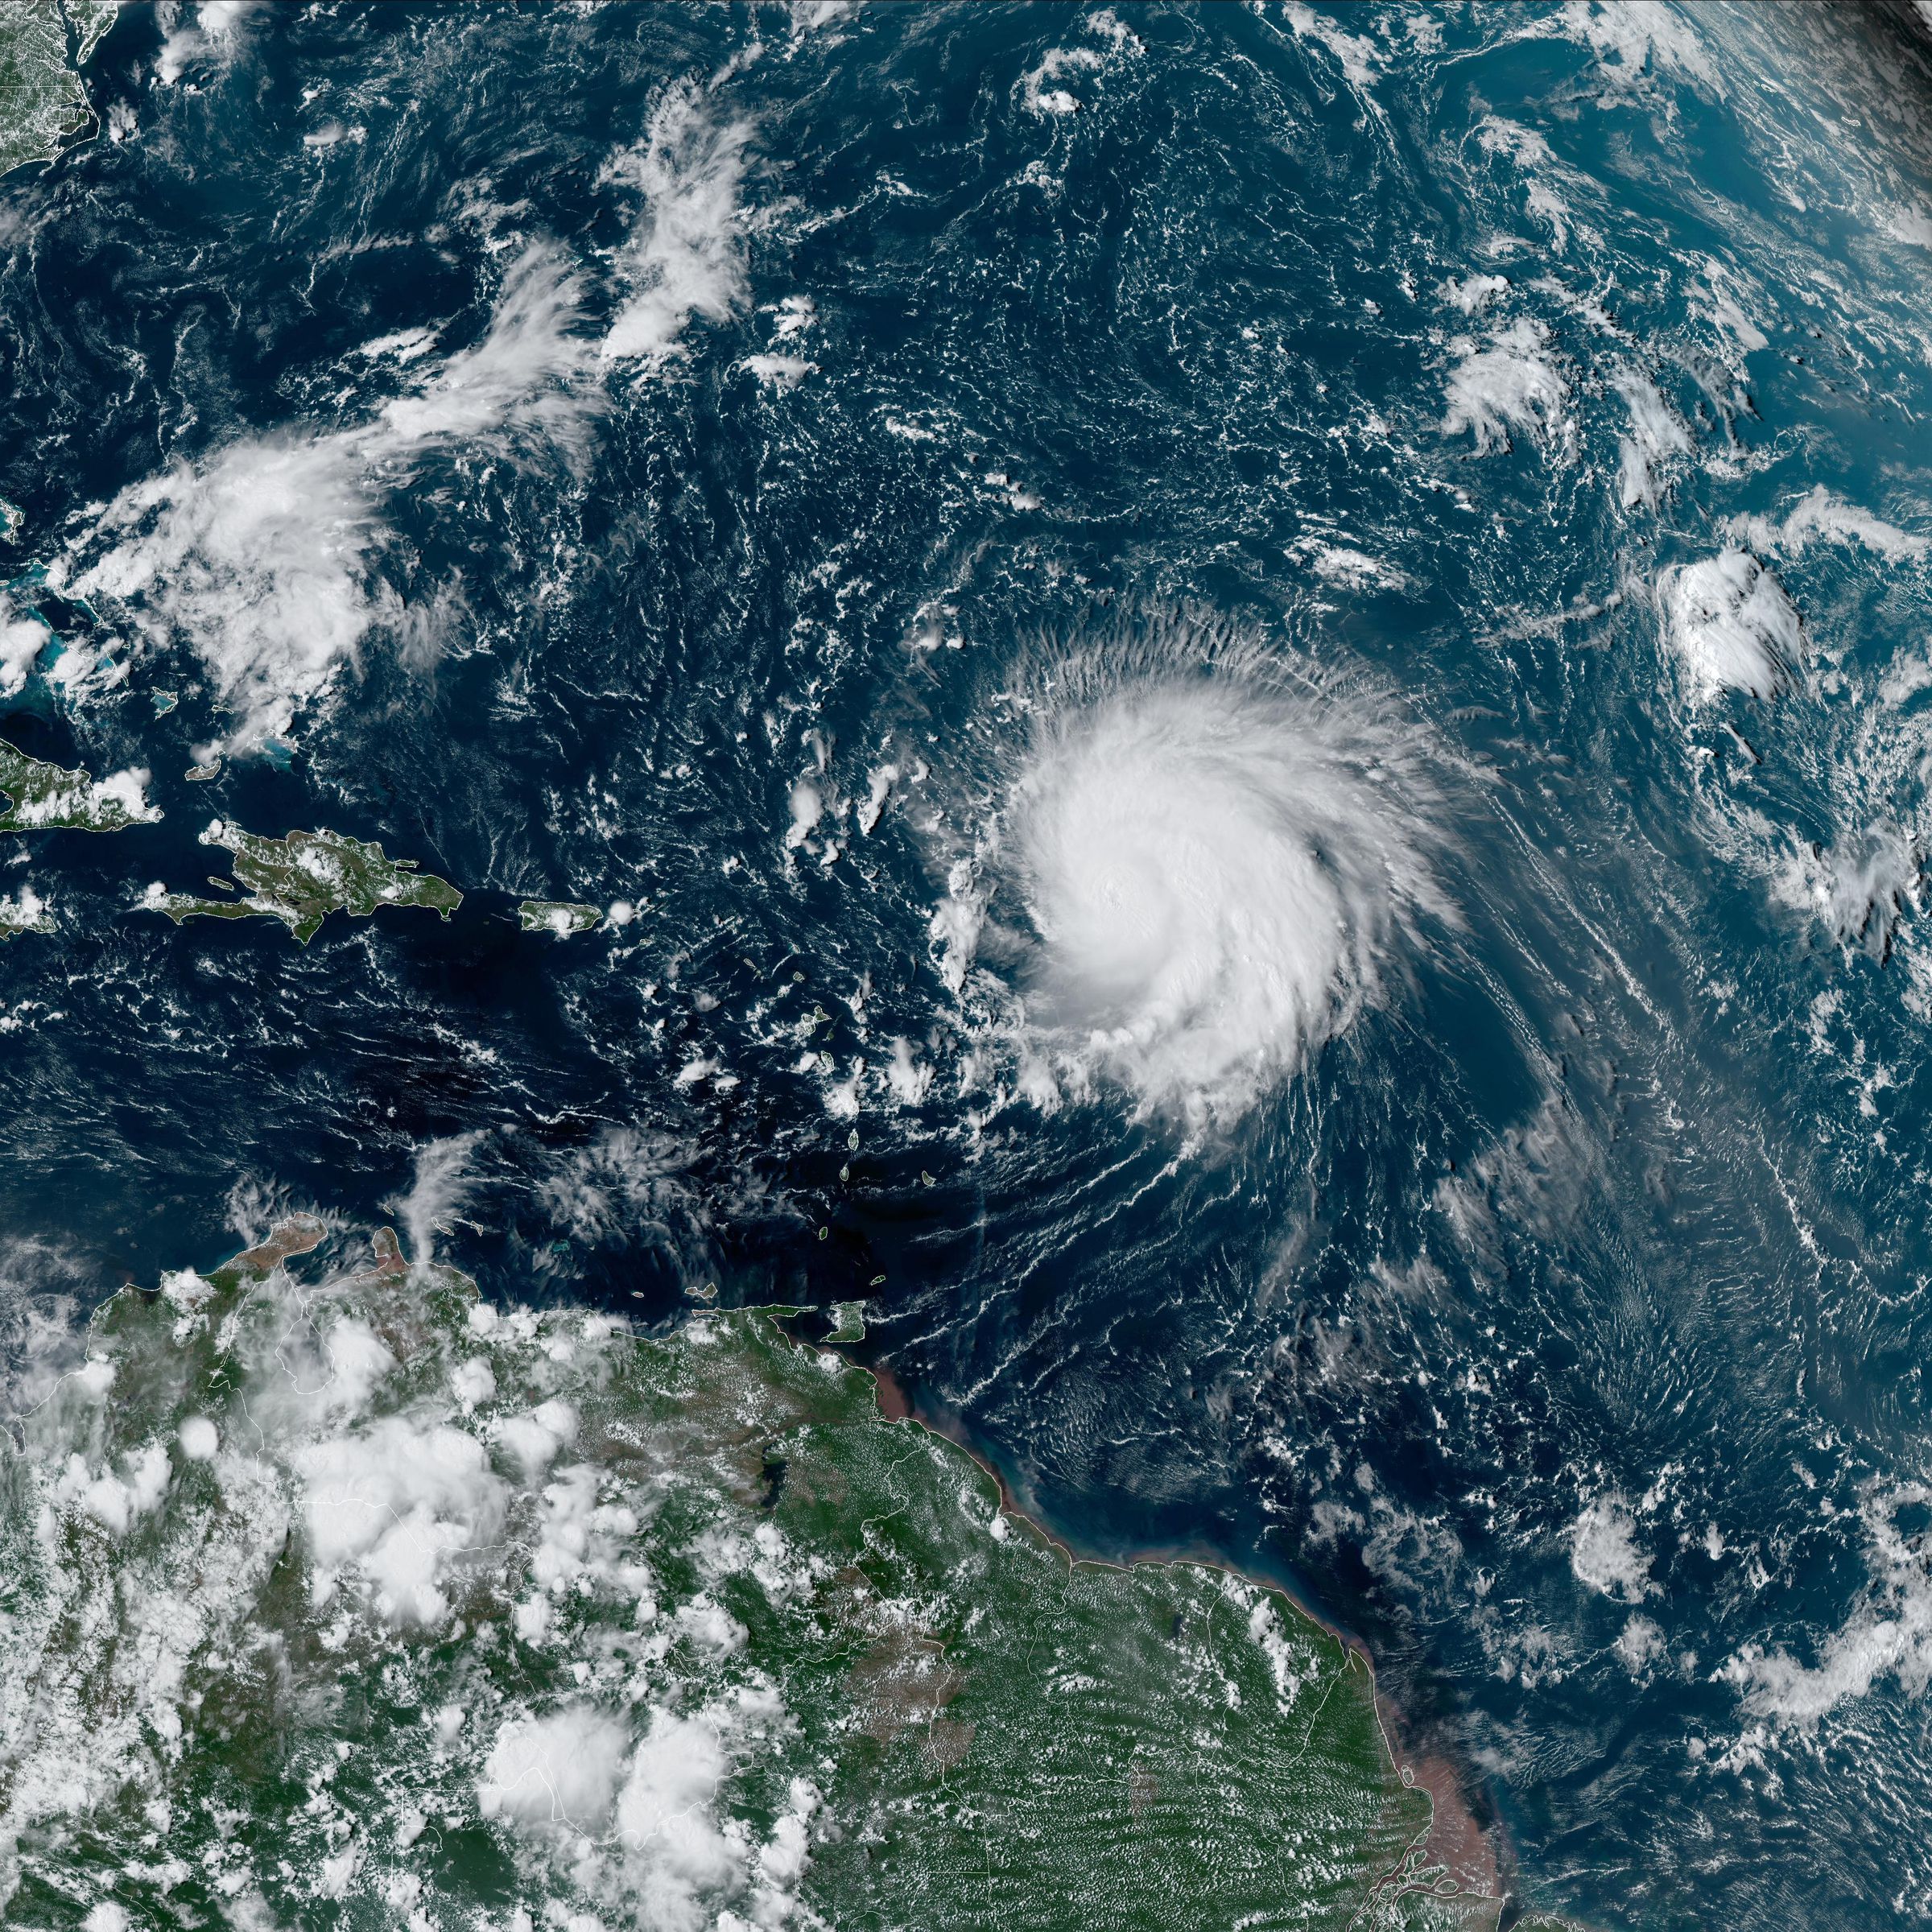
[0,0,120,180]
[0,737,159,833]
[518,898,603,936]
[0,1215,1571,1931]
[0,883,51,939]
[143,819,462,944]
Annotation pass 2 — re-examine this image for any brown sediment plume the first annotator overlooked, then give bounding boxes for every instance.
[868,1357,914,1420]
[839,1335,1519,1928]
[1367,1732,1505,1919]
[1408,1752,1501,1899]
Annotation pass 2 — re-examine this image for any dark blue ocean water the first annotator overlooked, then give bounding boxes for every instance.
[10,4,1932,1925]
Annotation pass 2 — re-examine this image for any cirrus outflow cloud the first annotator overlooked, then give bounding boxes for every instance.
[1657,547,1802,704]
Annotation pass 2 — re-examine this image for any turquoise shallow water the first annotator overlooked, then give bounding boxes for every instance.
[7,4,1932,1924]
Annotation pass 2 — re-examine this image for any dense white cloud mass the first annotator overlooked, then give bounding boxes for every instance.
[67,86,757,750]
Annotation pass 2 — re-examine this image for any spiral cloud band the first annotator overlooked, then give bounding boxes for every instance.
[936,662,1450,1125]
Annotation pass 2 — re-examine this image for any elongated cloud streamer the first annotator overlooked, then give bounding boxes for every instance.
[65,246,587,749]
[64,86,754,750]
[601,83,753,365]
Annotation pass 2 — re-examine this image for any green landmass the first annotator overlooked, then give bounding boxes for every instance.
[146,819,463,944]
[0,737,158,833]
[0,883,51,939]
[0,1,118,180]
[518,898,603,935]
[0,1217,1546,1931]
[824,1298,868,1343]
[66,0,118,68]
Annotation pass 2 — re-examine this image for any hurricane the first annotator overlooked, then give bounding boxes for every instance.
[7,5,1932,1929]
[934,641,1451,1125]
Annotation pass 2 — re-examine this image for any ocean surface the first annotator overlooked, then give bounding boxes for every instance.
[8,4,1932,1925]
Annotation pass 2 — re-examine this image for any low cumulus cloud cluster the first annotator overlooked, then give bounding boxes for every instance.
[60,81,755,749]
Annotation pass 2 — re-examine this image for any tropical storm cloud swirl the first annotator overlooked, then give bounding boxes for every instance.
[6,6,1932,1930]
